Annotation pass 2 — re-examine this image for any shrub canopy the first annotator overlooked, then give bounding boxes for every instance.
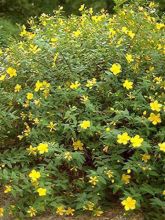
[0,1,165,219]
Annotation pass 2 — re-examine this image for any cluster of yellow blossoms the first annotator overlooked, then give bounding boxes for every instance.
[117,132,144,148]
[27,143,48,155]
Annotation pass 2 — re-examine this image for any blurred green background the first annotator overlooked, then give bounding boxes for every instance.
[0,0,164,46]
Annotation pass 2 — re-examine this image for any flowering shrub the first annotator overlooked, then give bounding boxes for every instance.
[0,1,165,219]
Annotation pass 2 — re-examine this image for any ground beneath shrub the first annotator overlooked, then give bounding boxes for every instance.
[32,209,143,220]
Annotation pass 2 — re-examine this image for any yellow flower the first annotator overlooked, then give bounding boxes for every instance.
[79,4,85,12]
[35,80,43,92]
[156,23,165,30]
[33,118,39,124]
[148,113,161,125]
[117,132,130,145]
[64,152,72,161]
[47,121,56,132]
[127,31,135,39]
[158,142,165,152]
[93,209,103,217]
[86,78,96,89]
[56,206,65,216]
[73,30,81,37]
[89,176,99,186]
[142,153,151,162]
[29,169,41,182]
[126,54,134,63]
[0,208,4,217]
[80,120,91,129]
[110,63,122,75]
[37,187,47,196]
[29,44,41,54]
[37,143,48,154]
[14,84,22,92]
[4,185,12,193]
[73,140,84,150]
[123,80,133,90]
[27,206,37,217]
[80,95,88,103]
[121,197,136,211]
[121,174,131,184]
[83,201,95,211]
[6,67,17,77]
[130,135,143,148]
[70,81,81,89]
[105,127,111,132]
[0,74,6,81]
[162,190,165,195]
[26,145,37,155]
[26,92,33,100]
[150,100,162,112]
[65,207,75,216]
[106,170,114,179]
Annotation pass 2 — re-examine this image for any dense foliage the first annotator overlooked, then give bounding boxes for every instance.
[0,1,165,219]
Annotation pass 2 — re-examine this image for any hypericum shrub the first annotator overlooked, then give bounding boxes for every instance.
[0,1,164,219]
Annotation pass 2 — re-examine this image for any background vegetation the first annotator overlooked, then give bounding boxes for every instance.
[0,0,164,46]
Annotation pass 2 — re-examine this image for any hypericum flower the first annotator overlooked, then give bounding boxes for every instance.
[93,209,103,217]
[37,188,47,196]
[122,26,128,33]
[80,120,91,129]
[121,174,131,184]
[47,121,56,132]
[65,207,75,216]
[6,67,17,77]
[117,132,130,145]
[70,81,81,89]
[105,127,111,132]
[33,118,39,125]
[163,190,165,196]
[14,84,22,92]
[37,143,48,154]
[73,140,84,150]
[56,206,65,216]
[0,74,6,81]
[64,152,72,161]
[29,169,41,182]
[158,142,165,152]
[130,135,143,148]
[80,95,88,103]
[89,176,99,186]
[106,170,114,179]
[142,153,151,162]
[26,145,37,155]
[110,63,122,75]
[4,185,12,193]
[35,80,43,92]
[86,78,96,89]
[35,80,50,92]
[26,92,33,100]
[73,30,81,37]
[121,197,136,211]
[125,54,134,63]
[0,207,4,217]
[27,206,37,217]
[79,4,85,12]
[156,23,165,30]
[150,100,162,112]
[127,31,135,39]
[83,201,95,211]
[148,113,161,125]
[123,80,133,90]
